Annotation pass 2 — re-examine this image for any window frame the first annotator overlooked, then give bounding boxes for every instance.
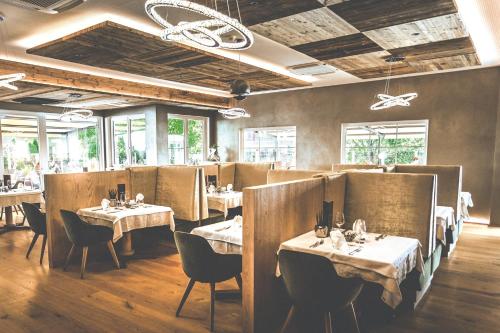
[239,126,297,169]
[111,114,146,167]
[167,113,209,164]
[340,120,429,165]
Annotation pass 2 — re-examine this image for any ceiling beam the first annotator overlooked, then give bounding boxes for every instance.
[0,59,233,108]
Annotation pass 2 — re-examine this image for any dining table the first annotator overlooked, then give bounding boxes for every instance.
[77,204,175,256]
[206,191,243,217]
[191,219,242,255]
[460,191,473,220]
[435,205,456,244]
[0,189,42,234]
[277,231,424,309]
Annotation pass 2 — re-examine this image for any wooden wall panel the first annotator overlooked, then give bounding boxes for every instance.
[243,178,324,333]
[44,171,130,268]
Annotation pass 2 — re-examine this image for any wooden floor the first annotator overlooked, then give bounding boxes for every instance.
[1,216,499,333]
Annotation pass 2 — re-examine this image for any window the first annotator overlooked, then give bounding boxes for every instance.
[341,120,428,166]
[47,115,101,173]
[111,115,146,167]
[0,113,104,184]
[1,115,40,183]
[168,114,208,165]
[240,126,296,169]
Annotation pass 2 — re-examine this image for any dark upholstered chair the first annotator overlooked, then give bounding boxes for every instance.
[22,202,47,265]
[60,210,120,279]
[278,250,364,333]
[174,231,242,332]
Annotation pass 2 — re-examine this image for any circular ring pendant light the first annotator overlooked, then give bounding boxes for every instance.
[145,0,254,50]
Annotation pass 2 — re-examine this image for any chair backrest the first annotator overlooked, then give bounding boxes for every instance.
[279,250,361,311]
[22,202,46,234]
[60,209,86,246]
[174,231,217,281]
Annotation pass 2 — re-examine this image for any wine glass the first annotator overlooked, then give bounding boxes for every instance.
[334,212,345,230]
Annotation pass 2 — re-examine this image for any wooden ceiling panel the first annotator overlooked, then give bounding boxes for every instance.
[0,82,60,101]
[28,21,310,93]
[348,62,417,79]
[408,54,480,72]
[328,0,458,31]
[292,33,383,61]
[250,7,358,47]
[389,37,478,62]
[364,13,468,50]
[327,51,391,72]
[192,0,322,26]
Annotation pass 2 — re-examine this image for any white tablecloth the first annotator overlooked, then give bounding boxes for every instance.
[460,192,474,220]
[191,220,242,255]
[435,206,456,244]
[207,191,243,217]
[277,231,424,309]
[78,205,175,242]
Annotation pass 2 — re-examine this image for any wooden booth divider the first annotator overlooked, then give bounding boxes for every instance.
[45,171,130,268]
[243,177,325,333]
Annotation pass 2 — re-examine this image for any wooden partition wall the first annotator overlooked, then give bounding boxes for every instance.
[45,171,129,268]
[242,178,325,333]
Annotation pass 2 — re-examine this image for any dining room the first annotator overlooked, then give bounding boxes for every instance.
[0,1,500,333]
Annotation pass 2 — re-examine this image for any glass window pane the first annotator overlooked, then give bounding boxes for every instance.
[168,117,185,164]
[343,121,427,165]
[242,127,296,169]
[188,119,204,164]
[1,116,40,184]
[47,115,100,173]
[131,116,146,165]
[113,119,129,166]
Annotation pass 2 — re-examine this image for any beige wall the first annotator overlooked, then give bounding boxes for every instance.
[216,67,500,221]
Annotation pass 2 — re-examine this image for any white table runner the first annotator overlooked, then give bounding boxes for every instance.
[207,191,243,217]
[278,231,424,309]
[78,205,175,242]
[435,205,456,244]
[191,220,242,255]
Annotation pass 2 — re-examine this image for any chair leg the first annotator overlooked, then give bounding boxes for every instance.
[40,235,47,265]
[235,274,243,291]
[107,241,121,269]
[349,303,360,333]
[63,245,75,271]
[176,279,196,317]
[210,282,216,332]
[324,312,333,333]
[13,205,18,214]
[26,233,39,259]
[80,247,88,279]
[280,306,296,333]
[1,206,3,220]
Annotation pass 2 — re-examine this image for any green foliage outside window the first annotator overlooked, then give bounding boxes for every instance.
[78,127,98,160]
[28,139,39,154]
[117,136,128,164]
[345,137,425,165]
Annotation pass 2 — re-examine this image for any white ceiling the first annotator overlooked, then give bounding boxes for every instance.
[0,0,499,98]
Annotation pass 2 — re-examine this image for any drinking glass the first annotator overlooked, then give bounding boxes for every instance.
[334,212,345,230]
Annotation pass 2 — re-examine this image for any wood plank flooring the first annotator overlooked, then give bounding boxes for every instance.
[1,214,499,333]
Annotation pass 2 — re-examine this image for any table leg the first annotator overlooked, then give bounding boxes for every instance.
[5,206,14,226]
[120,232,135,256]
[0,206,30,234]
